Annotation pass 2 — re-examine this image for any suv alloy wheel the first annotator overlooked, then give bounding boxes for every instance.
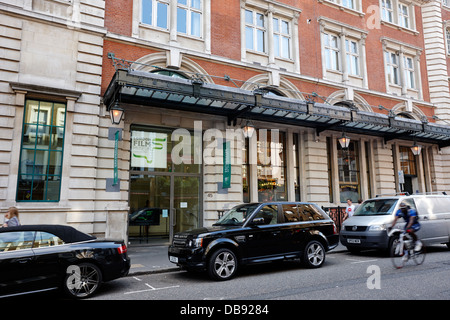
[208,248,238,281]
[302,240,325,268]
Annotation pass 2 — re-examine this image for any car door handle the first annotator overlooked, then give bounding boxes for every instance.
[423,216,429,220]
[272,231,281,236]
[16,257,33,264]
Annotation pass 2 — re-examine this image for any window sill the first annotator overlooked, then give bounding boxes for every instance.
[139,22,169,34]
[380,20,419,36]
[317,0,364,18]
[275,56,294,64]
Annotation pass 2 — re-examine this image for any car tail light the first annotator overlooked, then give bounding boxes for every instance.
[117,244,127,254]
[333,223,338,235]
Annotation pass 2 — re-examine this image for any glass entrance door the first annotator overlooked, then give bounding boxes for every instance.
[173,176,200,235]
[128,126,202,243]
[129,174,201,242]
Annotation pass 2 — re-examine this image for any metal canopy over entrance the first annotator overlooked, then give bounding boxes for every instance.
[104,68,450,148]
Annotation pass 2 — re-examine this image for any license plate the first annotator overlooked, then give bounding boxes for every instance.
[169,256,178,263]
[347,239,361,244]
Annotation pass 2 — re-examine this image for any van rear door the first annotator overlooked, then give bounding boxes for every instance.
[414,196,450,244]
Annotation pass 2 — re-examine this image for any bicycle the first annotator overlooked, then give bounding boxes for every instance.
[388,228,426,269]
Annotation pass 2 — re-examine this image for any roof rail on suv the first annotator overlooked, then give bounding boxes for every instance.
[375,192,410,197]
[375,191,448,197]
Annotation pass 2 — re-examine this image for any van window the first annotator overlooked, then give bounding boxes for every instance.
[354,199,397,216]
[398,198,417,211]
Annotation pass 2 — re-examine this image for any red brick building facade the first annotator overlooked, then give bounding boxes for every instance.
[99,0,450,240]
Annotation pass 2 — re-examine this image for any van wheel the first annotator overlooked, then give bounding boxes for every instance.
[387,236,399,257]
[208,248,238,281]
[302,240,325,268]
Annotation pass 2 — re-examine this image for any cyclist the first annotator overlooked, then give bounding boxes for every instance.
[390,202,422,251]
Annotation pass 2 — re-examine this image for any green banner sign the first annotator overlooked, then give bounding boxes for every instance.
[113,130,119,186]
[223,141,231,189]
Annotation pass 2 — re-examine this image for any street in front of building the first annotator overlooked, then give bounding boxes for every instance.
[95,245,450,301]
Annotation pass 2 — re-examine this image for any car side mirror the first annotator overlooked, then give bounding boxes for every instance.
[251,217,265,226]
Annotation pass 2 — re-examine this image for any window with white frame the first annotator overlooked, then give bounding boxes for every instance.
[342,0,355,10]
[319,17,367,87]
[241,1,300,73]
[398,3,410,29]
[381,0,393,23]
[323,33,340,71]
[346,39,359,76]
[379,0,416,31]
[135,0,210,53]
[319,0,362,14]
[382,37,422,98]
[385,52,415,89]
[273,17,291,59]
[385,51,400,85]
[245,9,266,53]
[177,0,202,37]
[141,0,169,30]
[446,28,450,55]
[404,56,415,89]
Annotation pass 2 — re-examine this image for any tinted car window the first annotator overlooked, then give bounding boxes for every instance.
[299,204,325,221]
[252,204,279,224]
[33,231,65,248]
[282,204,301,222]
[0,231,35,252]
[214,203,259,226]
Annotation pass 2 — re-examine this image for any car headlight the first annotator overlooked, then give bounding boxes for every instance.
[368,224,386,231]
[188,237,203,248]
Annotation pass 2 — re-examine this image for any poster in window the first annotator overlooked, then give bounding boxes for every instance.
[131,131,167,168]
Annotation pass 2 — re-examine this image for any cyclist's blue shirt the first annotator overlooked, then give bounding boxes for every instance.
[395,208,420,231]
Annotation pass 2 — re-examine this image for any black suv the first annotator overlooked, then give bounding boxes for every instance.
[168,202,339,280]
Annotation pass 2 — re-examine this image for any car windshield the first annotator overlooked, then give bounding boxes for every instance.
[354,199,398,216]
[213,204,260,226]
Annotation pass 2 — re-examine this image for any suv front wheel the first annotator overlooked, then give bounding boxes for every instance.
[208,248,238,281]
[302,240,325,268]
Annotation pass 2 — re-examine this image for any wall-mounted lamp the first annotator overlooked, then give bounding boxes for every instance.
[338,132,351,149]
[110,103,124,125]
[242,119,255,138]
[411,142,422,156]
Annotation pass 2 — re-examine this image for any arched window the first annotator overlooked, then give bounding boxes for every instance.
[151,69,188,79]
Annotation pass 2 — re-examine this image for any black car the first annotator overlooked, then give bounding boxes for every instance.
[168,202,339,280]
[0,224,130,299]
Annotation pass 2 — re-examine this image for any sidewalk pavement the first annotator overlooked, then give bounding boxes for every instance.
[126,239,348,276]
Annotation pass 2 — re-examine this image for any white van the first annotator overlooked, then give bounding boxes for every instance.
[339,194,450,253]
